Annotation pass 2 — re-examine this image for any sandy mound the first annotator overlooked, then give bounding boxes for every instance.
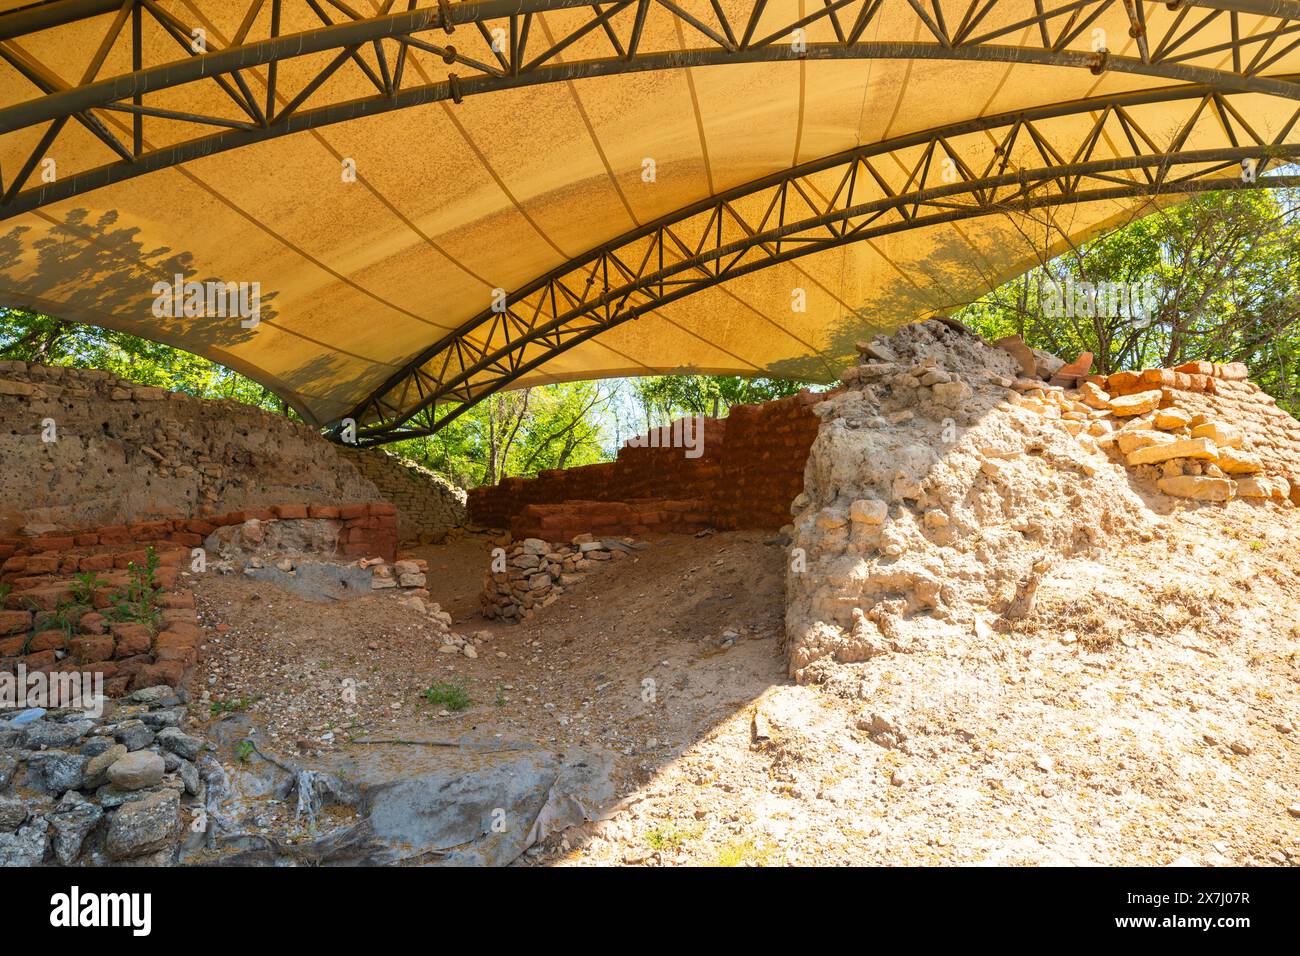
[786,319,1299,681]
[785,319,1164,680]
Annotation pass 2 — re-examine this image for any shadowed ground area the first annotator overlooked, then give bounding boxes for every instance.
[188,530,788,863]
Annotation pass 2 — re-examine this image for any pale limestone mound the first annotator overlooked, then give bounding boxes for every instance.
[786,319,1300,684]
[786,319,1157,682]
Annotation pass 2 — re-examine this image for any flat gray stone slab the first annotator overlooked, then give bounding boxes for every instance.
[201,731,614,866]
[240,561,373,603]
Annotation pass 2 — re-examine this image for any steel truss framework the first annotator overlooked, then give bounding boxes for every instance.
[2,1,1300,442]
[344,82,1300,443]
[4,0,1300,216]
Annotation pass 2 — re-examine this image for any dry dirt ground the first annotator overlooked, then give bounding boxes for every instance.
[189,529,789,859]
[189,505,1300,866]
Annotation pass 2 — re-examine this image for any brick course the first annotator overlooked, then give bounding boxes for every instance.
[468,391,823,536]
[340,447,467,544]
[1084,364,1300,504]
[0,499,393,697]
[0,500,395,579]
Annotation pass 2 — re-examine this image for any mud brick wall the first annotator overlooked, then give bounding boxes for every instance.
[0,501,394,697]
[711,391,823,530]
[339,447,467,545]
[331,502,399,560]
[467,417,727,529]
[0,501,396,577]
[0,360,380,535]
[0,537,198,697]
[469,391,822,536]
[509,498,711,540]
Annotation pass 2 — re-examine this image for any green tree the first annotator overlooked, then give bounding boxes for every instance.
[1,305,283,411]
[954,186,1300,415]
[389,381,613,487]
[631,374,807,425]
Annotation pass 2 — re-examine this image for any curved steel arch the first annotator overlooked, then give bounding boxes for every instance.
[353,170,1300,444]
[339,81,1300,443]
[6,0,1300,216]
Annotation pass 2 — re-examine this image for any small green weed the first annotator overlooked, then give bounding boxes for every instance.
[423,681,472,712]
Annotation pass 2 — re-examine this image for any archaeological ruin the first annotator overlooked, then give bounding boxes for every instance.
[0,1,1298,913]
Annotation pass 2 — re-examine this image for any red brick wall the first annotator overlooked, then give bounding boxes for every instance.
[0,499,396,697]
[509,498,712,540]
[0,500,397,577]
[711,391,824,530]
[469,390,822,536]
[467,418,727,529]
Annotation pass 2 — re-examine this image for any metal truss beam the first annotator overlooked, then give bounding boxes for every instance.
[6,1,1300,216]
[0,1,123,41]
[339,81,1300,443]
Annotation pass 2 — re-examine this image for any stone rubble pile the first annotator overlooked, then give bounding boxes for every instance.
[360,555,484,654]
[207,519,476,646]
[786,318,1300,682]
[1009,376,1293,502]
[480,534,639,623]
[0,686,216,865]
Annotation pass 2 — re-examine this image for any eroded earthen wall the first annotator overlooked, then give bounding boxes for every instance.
[0,360,381,534]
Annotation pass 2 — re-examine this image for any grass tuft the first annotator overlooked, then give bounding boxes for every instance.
[423,681,472,712]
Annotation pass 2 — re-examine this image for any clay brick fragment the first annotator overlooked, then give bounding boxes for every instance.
[0,610,31,635]
[27,630,68,652]
[70,635,114,662]
[110,623,153,658]
[131,660,184,690]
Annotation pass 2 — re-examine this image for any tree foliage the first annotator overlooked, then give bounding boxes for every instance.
[954,187,1300,415]
[629,374,806,426]
[391,381,612,488]
[1,305,284,410]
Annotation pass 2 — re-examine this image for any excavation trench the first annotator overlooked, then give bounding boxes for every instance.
[186,529,789,865]
[136,317,1300,870]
